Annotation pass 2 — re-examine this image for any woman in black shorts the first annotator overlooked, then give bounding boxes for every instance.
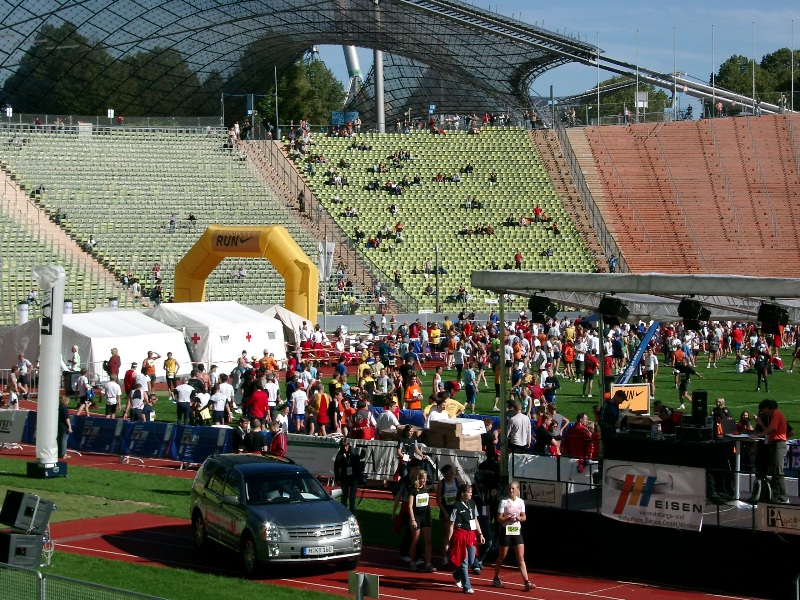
[492,481,534,591]
[407,470,436,573]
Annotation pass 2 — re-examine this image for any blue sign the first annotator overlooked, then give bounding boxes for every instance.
[121,421,175,459]
[170,425,232,464]
[71,416,126,454]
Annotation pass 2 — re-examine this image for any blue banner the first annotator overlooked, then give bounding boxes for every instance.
[616,321,660,385]
[170,425,231,464]
[71,416,126,454]
[121,421,175,459]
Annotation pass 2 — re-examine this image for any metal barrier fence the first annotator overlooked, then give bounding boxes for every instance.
[0,562,165,600]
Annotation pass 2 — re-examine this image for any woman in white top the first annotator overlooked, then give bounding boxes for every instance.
[432,365,445,396]
[492,481,534,591]
[210,384,230,425]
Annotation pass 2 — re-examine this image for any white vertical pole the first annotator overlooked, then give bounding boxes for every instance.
[712,25,715,118]
[635,29,640,123]
[596,32,600,125]
[673,28,677,120]
[34,266,66,467]
[752,22,756,114]
[274,66,280,140]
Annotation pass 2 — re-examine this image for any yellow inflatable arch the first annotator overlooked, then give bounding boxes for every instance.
[173,225,319,323]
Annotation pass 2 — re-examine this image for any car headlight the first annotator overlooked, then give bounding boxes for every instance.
[347,515,360,536]
[261,521,280,542]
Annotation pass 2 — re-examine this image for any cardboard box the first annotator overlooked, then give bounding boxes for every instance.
[626,414,661,427]
[446,437,483,451]
[430,418,484,438]
[424,431,447,448]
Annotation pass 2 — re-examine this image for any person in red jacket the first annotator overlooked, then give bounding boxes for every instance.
[582,349,599,398]
[243,380,270,421]
[561,413,599,461]
[268,419,287,457]
[123,362,138,400]
[349,398,377,440]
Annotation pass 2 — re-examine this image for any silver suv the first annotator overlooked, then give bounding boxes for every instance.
[190,453,362,576]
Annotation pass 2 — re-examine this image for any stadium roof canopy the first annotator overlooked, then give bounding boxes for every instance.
[0,0,597,120]
[471,271,800,323]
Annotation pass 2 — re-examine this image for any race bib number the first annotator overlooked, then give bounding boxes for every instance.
[402,453,410,462]
[505,522,521,536]
[415,493,430,508]
[445,494,457,504]
[468,519,477,530]
[346,467,353,476]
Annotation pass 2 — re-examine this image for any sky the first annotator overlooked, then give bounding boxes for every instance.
[316,1,800,110]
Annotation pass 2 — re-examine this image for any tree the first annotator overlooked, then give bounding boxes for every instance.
[254,59,345,129]
[114,47,207,116]
[580,76,670,121]
[2,22,119,115]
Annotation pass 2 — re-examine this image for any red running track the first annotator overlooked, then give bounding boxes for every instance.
[47,514,752,600]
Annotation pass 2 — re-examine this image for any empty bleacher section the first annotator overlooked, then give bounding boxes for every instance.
[295,127,597,308]
[577,114,800,275]
[0,128,319,323]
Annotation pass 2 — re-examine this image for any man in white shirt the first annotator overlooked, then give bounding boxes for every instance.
[424,397,450,429]
[218,372,236,413]
[173,376,196,426]
[102,376,122,418]
[291,386,308,432]
[264,372,281,421]
[16,353,33,399]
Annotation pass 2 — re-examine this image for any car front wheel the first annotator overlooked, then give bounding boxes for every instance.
[192,511,207,550]
[241,532,261,578]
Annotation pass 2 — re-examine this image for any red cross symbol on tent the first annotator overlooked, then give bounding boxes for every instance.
[246,332,252,342]
[191,332,201,345]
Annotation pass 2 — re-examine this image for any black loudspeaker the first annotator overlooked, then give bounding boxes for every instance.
[758,303,789,335]
[0,532,43,568]
[678,299,702,319]
[0,491,55,534]
[598,297,630,319]
[692,390,708,423]
[683,319,702,331]
[528,296,551,314]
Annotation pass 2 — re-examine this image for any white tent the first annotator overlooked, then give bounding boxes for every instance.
[261,304,306,350]
[0,311,193,380]
[145,301,286,372]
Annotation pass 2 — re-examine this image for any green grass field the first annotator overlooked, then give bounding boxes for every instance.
[142,351,800,428]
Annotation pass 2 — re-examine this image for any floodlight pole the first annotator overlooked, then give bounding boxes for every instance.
[274,66,280,140]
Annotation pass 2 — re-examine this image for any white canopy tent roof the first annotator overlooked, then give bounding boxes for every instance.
[145,301,286,372]
[0,310,193,380]
[261,304,306,350]
[469,271,800,322]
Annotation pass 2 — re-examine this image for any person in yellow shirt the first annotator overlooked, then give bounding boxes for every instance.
[163,352,179,395]
[423,393,465,419]
[430,326,442,349]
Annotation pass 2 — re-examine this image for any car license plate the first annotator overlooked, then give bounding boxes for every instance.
[303,545,333,556]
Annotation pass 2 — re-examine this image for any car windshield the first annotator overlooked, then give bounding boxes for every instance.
[245,471,330,505]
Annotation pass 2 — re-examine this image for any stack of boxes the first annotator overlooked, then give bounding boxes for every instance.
[425,418,484,451]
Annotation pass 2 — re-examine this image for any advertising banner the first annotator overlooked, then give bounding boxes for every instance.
[601,460,706,531]
[286,434,484,483]
[71,416,126,454]
[171,425,231,464]
[121,421,176,459]
[758,502,800,535]
[0,409,29,446]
